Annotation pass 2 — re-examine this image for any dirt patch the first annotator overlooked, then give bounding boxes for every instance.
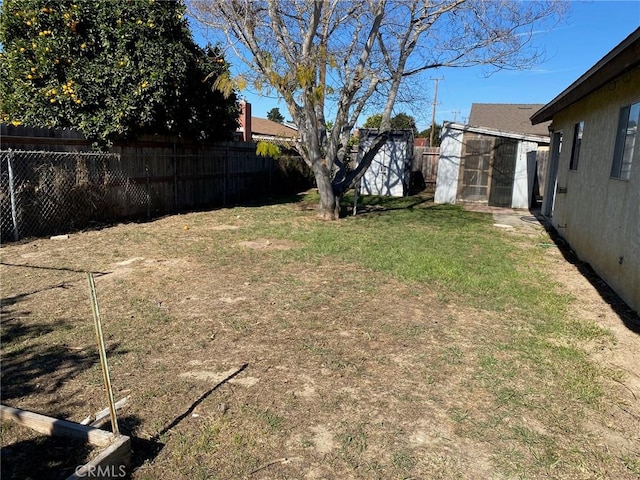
[238,238,301,250]
[309,425,337,454]
[541,245,640,450]
[115,257,146,266]
[2,203,639,479]
[179,369,260,387]
[209,224,240,231]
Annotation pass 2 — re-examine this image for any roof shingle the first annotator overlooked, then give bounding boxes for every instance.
[250,117,298,139]
[469,103,550,137]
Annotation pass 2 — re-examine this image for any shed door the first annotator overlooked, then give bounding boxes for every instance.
[360,131,412,197]
[459,138,492,201]
[489,139,518,207]
[366,155,388,195]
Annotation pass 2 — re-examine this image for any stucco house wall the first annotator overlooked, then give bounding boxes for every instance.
[541,66,640,313]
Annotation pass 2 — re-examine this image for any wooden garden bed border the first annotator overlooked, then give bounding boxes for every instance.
[1,404,131,480]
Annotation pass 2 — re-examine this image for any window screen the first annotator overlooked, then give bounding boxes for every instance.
[611,102,639,180]
[569,121,583,170]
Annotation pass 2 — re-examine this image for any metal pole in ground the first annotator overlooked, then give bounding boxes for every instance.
[86,272,120,435]
[145,163,150,219]
[353,185,359,216]
[224,146,229,207]
[7,150,20,241]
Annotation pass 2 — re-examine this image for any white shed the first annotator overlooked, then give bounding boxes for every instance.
[358,129,413,197]
[434,122,549,208]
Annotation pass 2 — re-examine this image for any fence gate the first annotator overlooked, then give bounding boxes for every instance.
[1,150,148,242]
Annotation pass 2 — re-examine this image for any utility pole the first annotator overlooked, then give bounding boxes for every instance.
[429,77,443,147]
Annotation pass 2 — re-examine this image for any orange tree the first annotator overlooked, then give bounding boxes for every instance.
[0,0,239,146]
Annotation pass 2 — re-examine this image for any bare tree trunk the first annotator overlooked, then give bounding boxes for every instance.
[314,161,339,220]
[189,0,568,220]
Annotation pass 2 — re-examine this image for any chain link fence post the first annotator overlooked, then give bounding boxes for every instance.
[6,149,20,241]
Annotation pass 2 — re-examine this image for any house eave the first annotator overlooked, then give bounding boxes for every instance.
[444,122,550,144]
[531,27,640,125]
[251,134,298,147]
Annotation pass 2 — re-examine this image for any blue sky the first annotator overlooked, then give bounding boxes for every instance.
[192,1,640,132]
[431,1,640,128]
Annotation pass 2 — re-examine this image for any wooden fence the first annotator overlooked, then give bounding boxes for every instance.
[412,146,440,192]
[108,141,275,213]
[0,125,312,240]
[1,124,310,207]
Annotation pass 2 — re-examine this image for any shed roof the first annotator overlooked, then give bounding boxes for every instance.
[531,27,640,125]
[469,103,550,136]
[444,121,550,144]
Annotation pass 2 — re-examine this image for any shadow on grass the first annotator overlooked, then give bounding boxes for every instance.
[341,193,490,227]
[1,414,156,480]
[0,314,67,346]
[0,262,124,405]
[117,365,250,476]
[1,428,93,480]
[0,281,73,309]
[0,261,108,276]
[0,338,127,407]
[151,363,248,442]
[101,415,166,476]
[0,262,109,310]
[530,209,640,335]
[349,193,434,215]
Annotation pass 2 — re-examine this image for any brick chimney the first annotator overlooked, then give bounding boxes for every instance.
[239,101,252,142]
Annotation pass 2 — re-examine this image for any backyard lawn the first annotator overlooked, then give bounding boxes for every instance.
[1,192,639,479]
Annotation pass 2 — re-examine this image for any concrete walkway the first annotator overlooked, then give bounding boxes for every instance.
[461,203,550,236]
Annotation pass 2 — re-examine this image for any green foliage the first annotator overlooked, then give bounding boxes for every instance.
[417,124,442,146]
[266,107,284,123]
[362,112,417,133]
[363,113,382,129]
[256,140,282,159]
[0,0,240,146]
[390,112,417,133]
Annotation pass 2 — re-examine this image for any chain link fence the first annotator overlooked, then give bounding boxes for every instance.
[1,150,149,242]
[1,147,314,243]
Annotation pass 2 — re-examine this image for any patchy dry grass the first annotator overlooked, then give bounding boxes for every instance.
[1,192,639,479]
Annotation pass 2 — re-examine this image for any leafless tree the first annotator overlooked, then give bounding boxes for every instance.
[189,0,567,219]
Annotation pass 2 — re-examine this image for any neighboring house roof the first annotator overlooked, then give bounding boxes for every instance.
[531,27,640,125]
[251,117,298,140]
[469,103,550,137]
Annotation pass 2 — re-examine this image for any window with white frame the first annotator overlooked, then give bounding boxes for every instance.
[569,121,584,170]
[611,101,639,180]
